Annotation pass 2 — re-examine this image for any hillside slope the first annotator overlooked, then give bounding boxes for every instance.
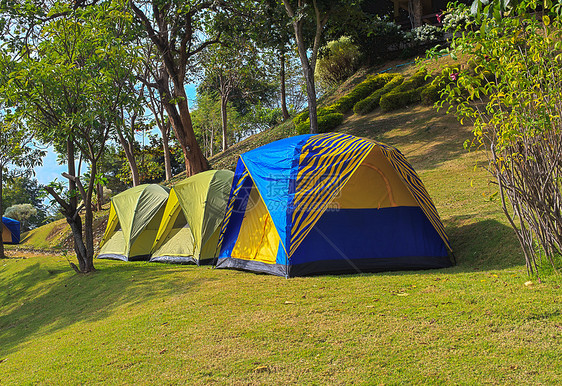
[5,58,562,385]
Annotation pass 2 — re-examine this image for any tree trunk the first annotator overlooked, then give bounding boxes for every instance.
[163,87,208,177]
[67,139,77,210]
[162,122,173,181]
[289,16,319,134]
[280,50,290,121]
[412,0,423,28]
[44,140,96,274]
[83,163,96,272]
[66,139,84,265]
[116,130,140,186]
[210,127,215,157]
[303,64,318,134]
[221,96,228,152]
[0,166,5,259]
[96,182,104,211]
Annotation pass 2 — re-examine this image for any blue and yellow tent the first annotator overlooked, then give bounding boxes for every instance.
[215,133,453,277]
[1,217,20,244]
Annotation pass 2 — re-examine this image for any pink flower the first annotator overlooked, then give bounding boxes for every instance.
[436,13,443,23]
[450,72,459,81]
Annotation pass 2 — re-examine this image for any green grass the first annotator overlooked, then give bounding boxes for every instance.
[2,57,562,383]
[1,255,561,384]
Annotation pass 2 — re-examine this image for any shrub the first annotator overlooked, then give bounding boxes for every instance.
[442,3,473,32]
[318,113,344,133]
[332,72,396,113]
[380,86,425,111]
[315,36,361,88]
[296,121,310,135]
[406,24,443,45]
[351,15,406,63]
[353,74,404,115]
[379,71,429,112]
[295,113,344,134]
[391,70,427,93]
[293,72,395,128]
[434,1,562,274]
[292,105,341,127]
[293,110,309,126]
[4,203,37,231]
[420,84,440,105]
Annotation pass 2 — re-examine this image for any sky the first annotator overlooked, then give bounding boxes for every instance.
[33,84,198,186]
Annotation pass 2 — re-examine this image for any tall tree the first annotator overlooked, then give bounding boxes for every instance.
[259,1,295,121]
[281,0,359,133]
[129,0,232,175]
[200,36,265,152]
[0,118,44,258]
[0,4,137,272]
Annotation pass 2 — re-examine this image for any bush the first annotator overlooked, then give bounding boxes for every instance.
[295,113,344,134]
[391,70,427,93]
[296,121,310,135]
[380,86,425,111]
[293,110,309,126]
[292,105,341,127]
[351,15,406,64]
[406,24,443,45]
[379,71,429,112]
[442,3,473,32]
[420,84,440,105]
[353,74,404,115]
[332,72,396,113]
[4,203,38,231]
[315,36,361,88]
[293,72,395,129]
[318,113,344,133]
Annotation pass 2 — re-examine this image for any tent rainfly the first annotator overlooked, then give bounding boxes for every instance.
[98,184,169,261]
[216,133,454,277]
[150,169,234,265]
[1,217,21,244]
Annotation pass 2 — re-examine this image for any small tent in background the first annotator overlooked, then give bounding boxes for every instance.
[1,217,20,244]
[98,184,169,261]
[150,169,234,265]
[216,133,453,277]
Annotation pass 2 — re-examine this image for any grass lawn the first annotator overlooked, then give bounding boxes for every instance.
[2,60,562,384]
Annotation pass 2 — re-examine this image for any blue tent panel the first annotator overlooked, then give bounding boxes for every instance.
[240,135,310,254]
[2,217,21,244]
[289,207,450,276]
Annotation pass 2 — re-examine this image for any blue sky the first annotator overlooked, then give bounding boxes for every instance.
[33,84,198,186]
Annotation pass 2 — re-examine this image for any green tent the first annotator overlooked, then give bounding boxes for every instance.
[98,184,169,261]
[150,169,234,265]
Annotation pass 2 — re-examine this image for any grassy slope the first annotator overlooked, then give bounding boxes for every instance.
[2,57,562,383]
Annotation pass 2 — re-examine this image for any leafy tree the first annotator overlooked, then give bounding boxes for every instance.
[282,0,361,134]
[128,0,252,175]
[4,204,37,232]
[431,0,562,274]
[192,93,223,157]
[2,170,46,228]
[256,1,296,121]
[0,118,44,258]
[0,4,138,272]
[199,35,268,151]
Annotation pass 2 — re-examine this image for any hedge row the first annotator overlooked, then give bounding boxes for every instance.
[293,105,340,126]
[295,113,345,135]
[353,74,404,115]
[292,72,397,128]
[330,72,396,113]
[379,71,429,112]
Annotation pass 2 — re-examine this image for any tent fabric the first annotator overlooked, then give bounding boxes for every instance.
[98,184,169,261]
[216,132,453,277]
[150,169,234,265]
[1,217,20,244]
